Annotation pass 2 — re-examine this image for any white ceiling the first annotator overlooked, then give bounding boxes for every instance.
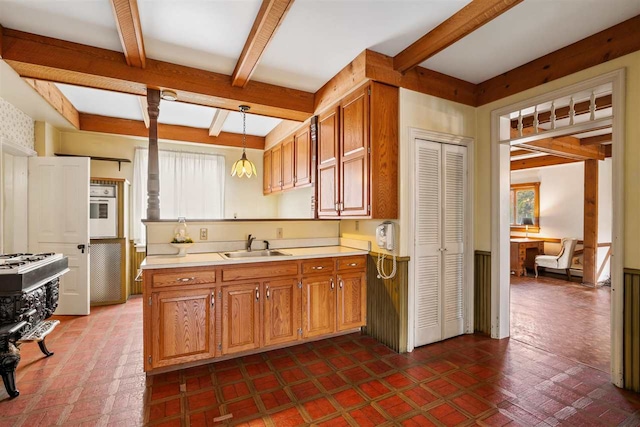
[422,0,640,84]
[54,83,281,136]
[57,84,143,121]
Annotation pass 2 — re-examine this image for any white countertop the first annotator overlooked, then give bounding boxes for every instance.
[140,246,369,269]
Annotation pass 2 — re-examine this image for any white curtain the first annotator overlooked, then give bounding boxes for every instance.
[133,148,225,243]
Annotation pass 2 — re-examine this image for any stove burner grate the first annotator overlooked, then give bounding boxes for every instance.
[0,262,27,269]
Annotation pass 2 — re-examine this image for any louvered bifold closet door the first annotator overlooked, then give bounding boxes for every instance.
[414,140,442,346]
[442,144,466,339]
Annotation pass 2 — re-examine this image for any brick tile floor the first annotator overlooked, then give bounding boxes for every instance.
[1,295,639,426]
[511,275,611,372]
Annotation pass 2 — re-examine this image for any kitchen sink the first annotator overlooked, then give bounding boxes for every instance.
[221,250,292,259]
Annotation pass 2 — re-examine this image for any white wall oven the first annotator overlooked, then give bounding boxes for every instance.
[90,184,117,238]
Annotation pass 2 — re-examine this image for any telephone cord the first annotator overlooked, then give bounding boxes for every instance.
[376,252,397,279]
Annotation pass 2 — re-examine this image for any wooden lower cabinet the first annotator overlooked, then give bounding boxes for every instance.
[151,288,216,369]
[337,272,367,331]
[144,256,367,372]
[302,274,336,338]
[263,278,301,346]
[221,283,261,355]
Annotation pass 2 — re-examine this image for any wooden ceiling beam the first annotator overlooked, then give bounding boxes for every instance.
[510,94,612,129]
[79,114,265,149]
[511,155,580,171]
[510,149,534,157]
[2,28,314,121]
[232,0,294,88]
[393,0,523,73]
[138,96,149,128]
[208,109,230,137]
[23,78,80,128]
[314,50,368,113]
[511,127,604,160]
[477,14,640,105]
[109,0,146,68]
[580,134,612,146]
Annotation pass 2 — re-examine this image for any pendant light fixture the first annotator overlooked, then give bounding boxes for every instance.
[231,105,257,178]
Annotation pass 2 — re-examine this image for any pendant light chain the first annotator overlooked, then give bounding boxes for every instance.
[231,105,257,178]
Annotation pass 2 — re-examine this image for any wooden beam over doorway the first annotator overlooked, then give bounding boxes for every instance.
[510,155,580,171]
[393,0,523,73]
[580,134,612,146]
[109,0,146,68]
[583,159,598,285]
[232,0,294,88]
[1,28,315,121]
[510,128,605,160]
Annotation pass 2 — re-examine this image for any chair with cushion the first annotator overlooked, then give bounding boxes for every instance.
[534,238,578,280]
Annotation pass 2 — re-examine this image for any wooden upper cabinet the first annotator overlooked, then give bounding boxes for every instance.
[221,283,261,355]
[271,144,283,192]
[317,107,340,217]
[263,149,272,195]
[301,274,336,338]
[263,279,301,347]
[294,127,312,188]
[336,272,366,331]
[151,288,216,368]
[340,86,369,217]
[281,136,295,190]
[316,82,398,219]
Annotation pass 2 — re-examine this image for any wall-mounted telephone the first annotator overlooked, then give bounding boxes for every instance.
[376,221,395,251]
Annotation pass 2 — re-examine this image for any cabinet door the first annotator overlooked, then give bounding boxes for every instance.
[340,86,369,216]
[302,274,336,338]
[222,283,261,354]
[263,149,272,195]
[151,288,215,368]
[271,144,283,192]
[294,127,312,188]
[281,137,295,190]
[336,272,366,331]
[263,278,301,346]
[317,107,340,217]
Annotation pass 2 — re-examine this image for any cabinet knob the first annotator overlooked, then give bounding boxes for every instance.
[211,292,215,307]
[347,263,358,267]
[312,266,324,270]
[255,287,260,301]
[339,279,344,289]
[330,278,335,290]
[177,277,195,282]
[266,286,270,299]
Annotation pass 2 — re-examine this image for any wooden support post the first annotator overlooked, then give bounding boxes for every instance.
[146,89,160,220]
[583,159,599,285]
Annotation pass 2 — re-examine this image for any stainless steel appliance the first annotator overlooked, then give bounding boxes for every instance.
[0,252,69,398]
[90,184,117,238]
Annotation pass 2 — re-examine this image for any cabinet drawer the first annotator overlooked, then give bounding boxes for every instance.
[151,269,216,288]
[301,259,334,275]
[337,256,367,271]
[222,262,298,282]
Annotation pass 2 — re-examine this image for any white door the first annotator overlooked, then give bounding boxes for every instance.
[29,157,90,315]
[414,140,467,347]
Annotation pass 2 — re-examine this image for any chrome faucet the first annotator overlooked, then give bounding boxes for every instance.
[246,234,256,251]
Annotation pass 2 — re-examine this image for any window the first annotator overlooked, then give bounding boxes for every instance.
[133,148,225,243]
[510,182,540,232]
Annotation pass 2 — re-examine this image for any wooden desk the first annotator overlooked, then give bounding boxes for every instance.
[510,239,545,277]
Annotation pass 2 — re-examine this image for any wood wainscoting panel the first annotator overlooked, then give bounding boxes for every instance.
[364,254,408,353]
[474,251,491,335]
[130,241,146,295]
[624,268,640,392]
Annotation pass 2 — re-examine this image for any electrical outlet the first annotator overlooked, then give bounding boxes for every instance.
[200,228,208,240]
[355,220,360,231]
[276,228,283,239]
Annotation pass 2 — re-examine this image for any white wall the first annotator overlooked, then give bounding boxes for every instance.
[511,158,613,280]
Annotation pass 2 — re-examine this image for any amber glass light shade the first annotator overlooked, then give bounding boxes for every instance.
[231,150,257,178]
